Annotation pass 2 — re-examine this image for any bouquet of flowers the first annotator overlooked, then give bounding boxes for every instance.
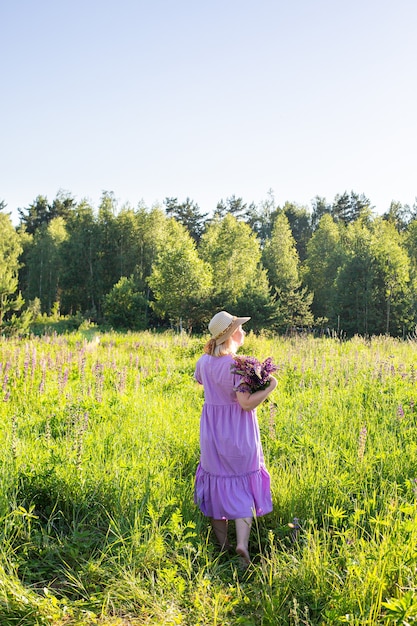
[231,355,278,394]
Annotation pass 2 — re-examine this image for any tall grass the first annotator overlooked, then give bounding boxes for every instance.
[1,330,417,624]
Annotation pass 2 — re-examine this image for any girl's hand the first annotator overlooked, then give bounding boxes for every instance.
[236,375,278,412]
[268,376,278,391]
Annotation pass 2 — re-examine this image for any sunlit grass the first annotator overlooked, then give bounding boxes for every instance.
[1,330,417,624]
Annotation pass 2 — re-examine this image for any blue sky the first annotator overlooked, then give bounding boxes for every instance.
[1,0,416,224]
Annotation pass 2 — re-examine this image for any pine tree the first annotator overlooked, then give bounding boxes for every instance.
[164,197,208,243]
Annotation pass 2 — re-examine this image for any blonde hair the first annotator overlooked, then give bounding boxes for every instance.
[204,335,236,357]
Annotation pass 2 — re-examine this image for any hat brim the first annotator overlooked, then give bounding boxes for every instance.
[216,316,251,345]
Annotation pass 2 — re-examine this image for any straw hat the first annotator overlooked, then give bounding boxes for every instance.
[208,311,251,345]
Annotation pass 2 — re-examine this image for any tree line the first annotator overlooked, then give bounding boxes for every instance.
[1,189,417,337]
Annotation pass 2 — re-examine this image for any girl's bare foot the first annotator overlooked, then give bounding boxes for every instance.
[236,546,251,568]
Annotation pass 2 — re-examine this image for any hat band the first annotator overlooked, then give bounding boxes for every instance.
[213,316,237,341]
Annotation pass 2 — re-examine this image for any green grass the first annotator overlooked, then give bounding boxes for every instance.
[1,330,417,624]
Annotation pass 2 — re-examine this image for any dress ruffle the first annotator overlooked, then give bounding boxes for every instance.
[194,463,272,520]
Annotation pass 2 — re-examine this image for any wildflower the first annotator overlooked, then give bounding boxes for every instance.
[288,517,301,543]
[59,368,69,391]
[76,412,89,470]
[39,362,46,393]
[397,404,405,419]
[23,352,30,380]
[45,416,52,443]
[2,361,11,392]
[11,414,17,459]
[116,367,128,393]
[269,402,277,438]
[93,363,104,401]
[358,425,367,461]
[31,349,37,379]
[231,355,278,394]
[2,374,9,393]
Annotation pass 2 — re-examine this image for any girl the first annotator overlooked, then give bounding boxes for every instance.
[194,310,277,566]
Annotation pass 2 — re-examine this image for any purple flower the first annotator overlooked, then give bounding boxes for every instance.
[358,425,367,461]
[231,355,278,394]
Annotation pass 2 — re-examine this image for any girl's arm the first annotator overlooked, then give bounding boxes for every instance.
[236,376,277,412]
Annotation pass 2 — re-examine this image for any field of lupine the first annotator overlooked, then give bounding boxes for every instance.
[1,330,417,625]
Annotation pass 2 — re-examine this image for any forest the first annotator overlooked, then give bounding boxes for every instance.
[1,189,417,338]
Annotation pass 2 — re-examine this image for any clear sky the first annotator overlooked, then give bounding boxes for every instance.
[1,0,416,224]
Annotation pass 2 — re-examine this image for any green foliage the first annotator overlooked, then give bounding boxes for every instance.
[244,189,276,245]
[333,220,376,336]
[17,194,51,235]
[0,213,24,330]
[263,213,313,331]
[23,217,67,315]
[331,219,413,337]
[382,199,417,232]
[382,590,417,624]
[311,195,332,230]
[213,195,251,221]
[199,214,273,326]
[371,218,411,335]
[281,202,312,262]
[148,219,213,329]
[6,190,417,337]
[164,196,208,243]
[17,191,76,235]
[1,304,32,337]
[59,200,101,317]
[331,190,373,225]
[104,275,149,330]
[304,213,343,323]
[113,205,167,294]
[28,305,91,335]
[97,191,122,300]
[263,213,300,292]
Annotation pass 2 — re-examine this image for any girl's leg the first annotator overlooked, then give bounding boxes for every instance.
[235,517,252,566]
[211,518,230,550]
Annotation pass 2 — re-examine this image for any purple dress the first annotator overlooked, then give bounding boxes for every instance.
[194,353,272,520]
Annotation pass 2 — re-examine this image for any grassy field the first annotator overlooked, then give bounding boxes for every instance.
[1,330,417,625]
